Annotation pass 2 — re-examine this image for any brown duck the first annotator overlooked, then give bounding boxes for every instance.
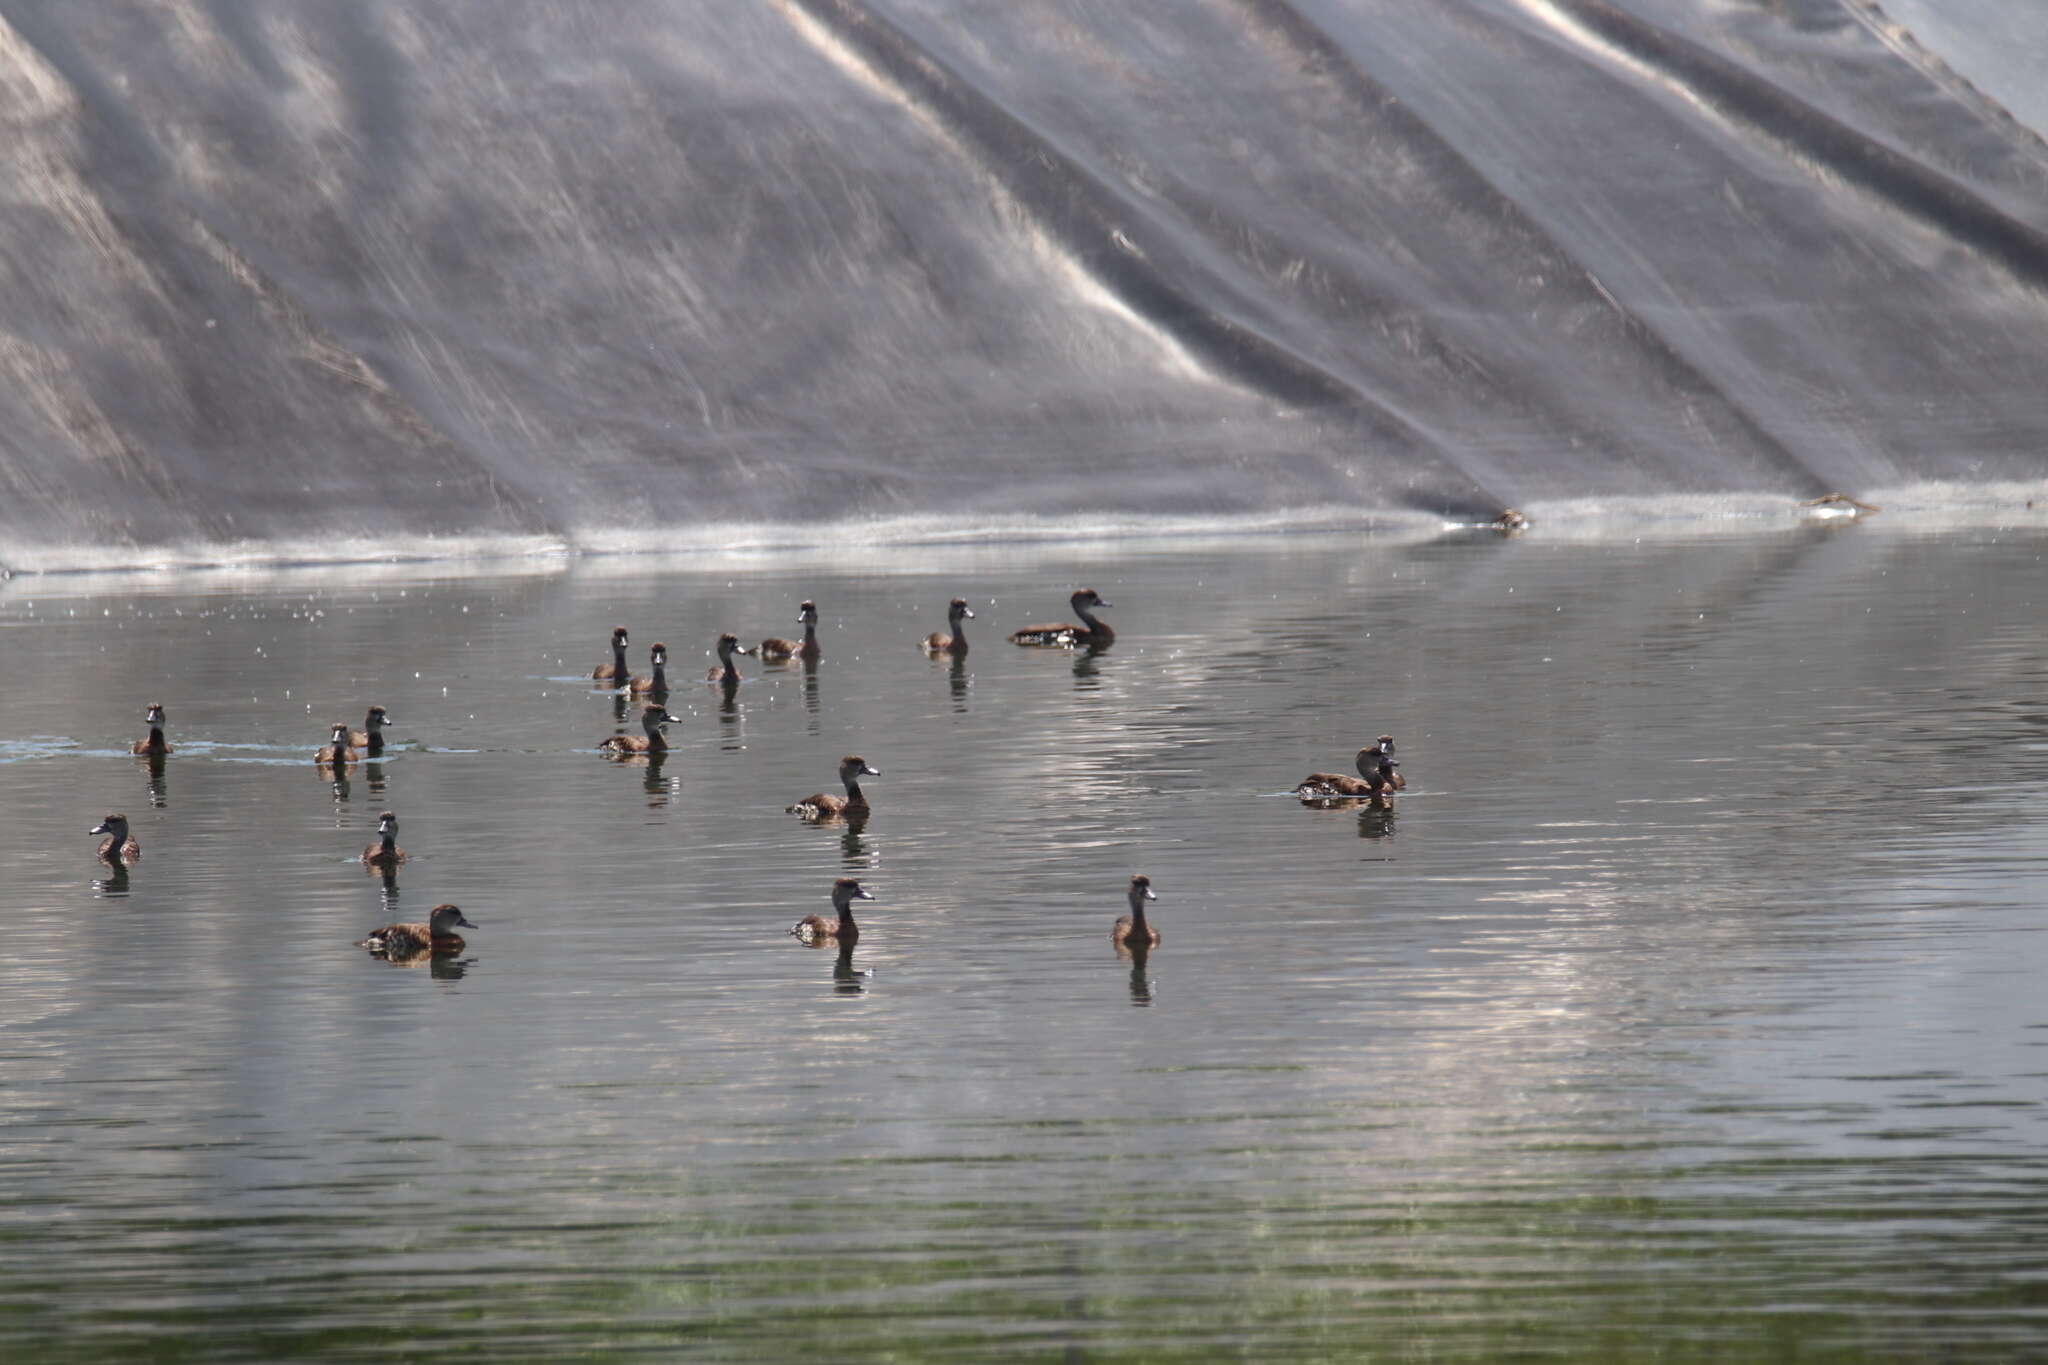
[131,702,173,756]
[760,601,821,663]
[1009,588,1115,648]
[1112,875,1160,948]
[361,810,407,866]
[923,598,976,655]
[90,813,141,863]
[592,626,632,683]
[600,703,680,756]
[789,878,874,945]
[357,903,475,954]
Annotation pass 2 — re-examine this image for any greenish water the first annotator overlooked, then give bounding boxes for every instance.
[2,525,2046,1360]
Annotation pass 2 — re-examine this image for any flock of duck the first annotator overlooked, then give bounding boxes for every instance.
[89,588,1404,968]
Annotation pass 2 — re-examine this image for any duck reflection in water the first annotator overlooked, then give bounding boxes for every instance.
[1356,799,1398,840]
[1119,943,1154,1006]
[643,752,679,807]
[831,942,869,995]
[365,760,388,798]
[1071,644,1109,687]
[838,814,872,868]
[93,861,130,899]
[360,940,473,980]
[141,750,169,808]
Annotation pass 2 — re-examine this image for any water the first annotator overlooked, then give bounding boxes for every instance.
[3,524,2047,1360]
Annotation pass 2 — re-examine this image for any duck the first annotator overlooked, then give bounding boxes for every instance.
[90,813,141,863]
[356,903,475,954]
[314,722,358,766]
[760,601,821,663]
[923,598,976,655]
[1295,735,1404,799]
[627,644,670,695]
[131,702,173,756]
[347,705,392,753]
[600,703,680,755]
[1009,588,1115,647]
[705,632,755,684]
[361,810,407,866]
[1492,508,1531,533]
[1112,875,1160,948]
[787,755,880,819]
[789,878,874,945]
[592,625,632,683]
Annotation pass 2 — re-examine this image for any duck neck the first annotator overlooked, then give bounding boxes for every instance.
[146,725,166,750]
[1075,604,1107,640]
[651,661,667,690]
[834,898,859,934]
[378,830,398,855]
[1126,898,1149,933]
[802,621,817,648]
[843,774,866,803]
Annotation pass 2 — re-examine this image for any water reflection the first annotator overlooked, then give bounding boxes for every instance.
[1357,800,1398,840]
[716,677,743,749]
[139,751,168,808]
[1118,941,1154,1006]
[643,753,676,808]
[361,945,472,981]
[1072,644,1109,687]
[9,534,2048,1361]
[365,760,388,799]
[949,656,969,710]
[802,657,820,717]
[839,815,872,869]
[91,861,129,899]
[832,942,868,995]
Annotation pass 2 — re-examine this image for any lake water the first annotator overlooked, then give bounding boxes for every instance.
[3,522,2047,1360]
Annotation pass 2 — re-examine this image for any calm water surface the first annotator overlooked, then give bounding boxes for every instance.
[3,526,2047,1360]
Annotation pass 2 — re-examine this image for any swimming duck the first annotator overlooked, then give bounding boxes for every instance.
[356,903,475,954]
[131,702,173,756]
[705,632,755,684]
[600,703,680,755]
[347,706,391,752]
[1492,508,1531,533]
[1112,875,1160,948]
[628,644,669,695]
[1295,735,1403,799]
[923,598,976,655]
[787,755,880,819]
[760,601,821,663]
[361,810,407,866]
[1009,588,1115,647]
[90,813,141,863]
[593,626,632,683]
[789,878,874,945]
[314,722,358,766]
